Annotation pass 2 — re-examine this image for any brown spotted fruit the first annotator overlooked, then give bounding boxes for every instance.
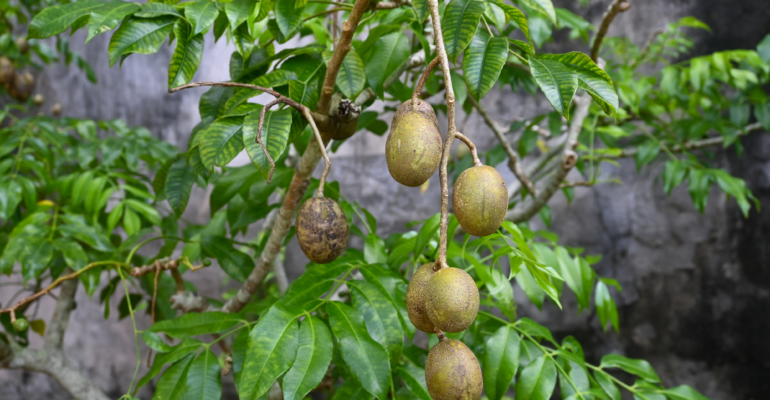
[295,197,349,264]
[425,339,483,400]
[385,99,443,187]
[425,267,479,333]
[452,165,507,237]
[8,71,34,102]
[0,56,13,85]
[406,263,436,333]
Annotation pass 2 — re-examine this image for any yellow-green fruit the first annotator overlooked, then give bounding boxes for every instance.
[425,339,483,400]
[406,263,436,333]
[52,103,62,116]
[8,72,34,102]
[33,94,44,106]
[295,197,349,264]
[452,165,507,237]
[0,56,13,85]
[15,37,30,54]
[386,99,443,187]
[426,267,479,333]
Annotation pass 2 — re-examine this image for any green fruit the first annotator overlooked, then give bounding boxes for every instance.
[406,263,436,333]
[386,99,443,187]
[425,267,479,333]
[295,197,349,264]
[425,339,483,400]
[13,318,29,332]
[452,165,507,237]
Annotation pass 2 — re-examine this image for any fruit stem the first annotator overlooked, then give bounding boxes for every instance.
[301,106,331,198]
[412,57,440,106]
[435,327,447,342]
[427,0,456,270]
[455,132,482,167]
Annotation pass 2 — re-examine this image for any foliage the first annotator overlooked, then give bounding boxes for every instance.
[0,1,767,400]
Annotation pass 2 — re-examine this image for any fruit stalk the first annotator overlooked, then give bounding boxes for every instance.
[454,132,481,167]
[412,56,440,105]
[427,0,457,271]
[301,106,332,198]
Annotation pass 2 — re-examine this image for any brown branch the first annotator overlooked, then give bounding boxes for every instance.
[146,263,162,367]
[304,7,349,22]
[561,181,593,188]
[412,57,440,102]
[455,132,482,167]
[467,95,538,196]
[427,0,457,271]
[591,0,632,62]
[222,0,373,314]
[44,273,77,350]
[631,27,665,69]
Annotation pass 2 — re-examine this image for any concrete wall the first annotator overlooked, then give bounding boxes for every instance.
[1,0,769,398]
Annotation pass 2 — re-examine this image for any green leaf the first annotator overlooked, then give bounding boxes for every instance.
[52,239,89,270]
[600,354,660,382]
[515,355,557,400]
[593,369,621,400]
[86,1,141,43]
[501,4,534,51]
[412,0,429,22]
[282,316,333,400]
[168,20,204,88]
[164,156,195,217]
[135,3,183,18]
[199,116,245,168]
[58,214,114,252]
[203,236,254,282]
[185,349,222,400]
[595,281,619,332]
[539,52,618,115]
[347,280,404,365]
[108,16,176,67]
[277,259,354,310]
[332,379,374,400]
[137,338,203,390]
[687,168,711,213]
[225,0,257,31]
[365,32,411,98]
[142,331,173,353]
[359,264,416,341]
[186,0,220,35]
[396,363,431,400]
[529,58,578,119]
[441,0,485,62]
[152,354,194,400]
[327,301,391,399]
[555,247,593,310]
[661,385,711,400]
[275,0,304,39]
[414,213,440,258]
[200,86,235,120]
[243,109,292,179]
[463,31,508,101]
[22,237,54,282]
[0,180,22,220]
[520,0,556,24]
[149,312,242,339]
[29,0,103,39]
[337,49,367,99]
[483,325,521,400]
[239,305,300,400]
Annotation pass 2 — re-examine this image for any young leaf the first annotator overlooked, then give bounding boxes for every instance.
[185,349,222,400]
[441,0,485,62]
[327,301,391,400]
[164,156,196,217]
[463,31,509,101]
[515,355,557,400]
[365,32,411,98]
[152,354,194,400]
[108,16,177,67]
[86,1,142,44]
[347,280,405,365]
[29,0,103,39]
[595,281,620,332]
[243,109,292,179]
[483,325,521,400]
[529,58,578,119]
[337,49,367,99]
[414,213,441,258]
[600,354,661,382]
[199,116,245,169]
[149,312,242,339]
[239,305,300,400]
[169,20,204,88]
[186,0,220,36]
[282,316,333,400]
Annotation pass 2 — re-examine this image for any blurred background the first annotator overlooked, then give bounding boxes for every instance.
[1,0,769,399]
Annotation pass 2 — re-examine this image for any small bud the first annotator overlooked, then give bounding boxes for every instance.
[33,94,44,106]
[13,318,29,332]
[203,259,212,266]
[52,103,62,116]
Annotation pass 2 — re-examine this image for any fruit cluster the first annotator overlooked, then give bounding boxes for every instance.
[0,38,36,103]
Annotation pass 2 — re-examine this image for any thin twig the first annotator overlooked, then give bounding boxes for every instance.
[561,181,593,188]
[147,263,161,367]
[412,57,439,104]
[427,0,456,271]
[304,7,349,22]
[591,0,632,62]
[467,95,537,196]
[631,27,665,69]
[301,106,332,197]
[455,132,482,166]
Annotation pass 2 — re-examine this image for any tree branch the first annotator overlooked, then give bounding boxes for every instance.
[222,0,373,314]
[591,0,632,62]
[44,275,77,350]
[467,95,538,195]
[506,95,592,223]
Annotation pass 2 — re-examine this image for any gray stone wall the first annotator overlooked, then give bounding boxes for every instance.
[1,0,769,399]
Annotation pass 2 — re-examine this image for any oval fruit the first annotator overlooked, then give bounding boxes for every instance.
[295,197,349,264]
[452,165,507,237]
[385,99,443,187]
[425,339,483,400]
[406,263,436,333]
[0,56,14,85]
[425,267,479,333]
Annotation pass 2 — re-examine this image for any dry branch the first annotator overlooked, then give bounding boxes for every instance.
[591,0,632,62]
